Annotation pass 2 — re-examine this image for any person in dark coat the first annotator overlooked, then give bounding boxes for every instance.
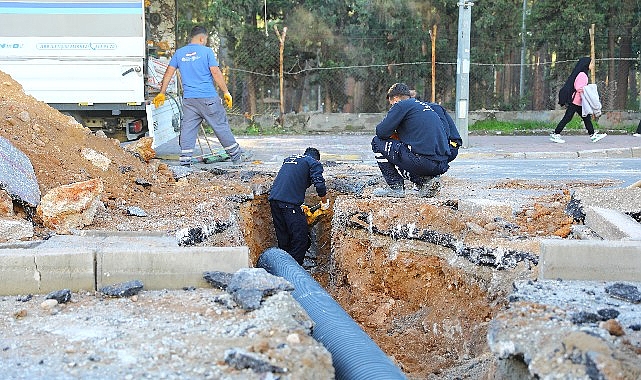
[268,147,329,265]
[371,83,453,198]
[551,57,606,143]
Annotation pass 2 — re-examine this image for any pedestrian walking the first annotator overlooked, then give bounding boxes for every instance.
[268,147,330,265]
[551,57,606,144]
[371,83,453,198]
[153,25,252,165]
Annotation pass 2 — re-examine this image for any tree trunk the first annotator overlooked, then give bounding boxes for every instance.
[247,74,257,116]
[533,48,545,110]
[614,29,632,109]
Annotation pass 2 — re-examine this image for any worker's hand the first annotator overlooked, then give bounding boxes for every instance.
[223,93,233,109]
[320,199,330,211]
[152,93,166,108]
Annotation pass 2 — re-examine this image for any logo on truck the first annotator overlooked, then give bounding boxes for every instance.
[0,43,23,49]
[36,43,117,50]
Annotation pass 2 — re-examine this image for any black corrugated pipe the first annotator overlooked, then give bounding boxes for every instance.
[257,247,407,380]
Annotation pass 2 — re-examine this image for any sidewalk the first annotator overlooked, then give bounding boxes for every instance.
[154,134,641,164]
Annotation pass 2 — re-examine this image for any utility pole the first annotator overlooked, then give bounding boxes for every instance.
[519,0,526,102]
[455,1,473,148]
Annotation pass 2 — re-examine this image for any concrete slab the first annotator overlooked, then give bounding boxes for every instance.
[0,248,95,295]
[539,239,641,281]
[584,206,641,240]
[39,233,179,250]
[605,148,633,158]
[0,233,249,295]
[577,149,608,158]
[525,151,579,159]
[458,198,514,220]
[97,246,249,290]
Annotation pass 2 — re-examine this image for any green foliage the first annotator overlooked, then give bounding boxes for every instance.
[174,0,641,115]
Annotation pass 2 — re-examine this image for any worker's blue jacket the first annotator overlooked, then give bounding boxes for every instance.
[268,154,326,206]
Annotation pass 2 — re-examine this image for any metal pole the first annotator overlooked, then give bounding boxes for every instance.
[519,0,526,102]
[455,1,473,148]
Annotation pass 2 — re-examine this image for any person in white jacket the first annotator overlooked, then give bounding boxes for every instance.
[551,57,606,144]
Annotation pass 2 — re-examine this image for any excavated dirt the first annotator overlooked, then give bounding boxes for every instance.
[0,69,625,378]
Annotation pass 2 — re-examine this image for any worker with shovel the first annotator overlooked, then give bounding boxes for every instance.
[268,147,330,265]
[153,25,252,166]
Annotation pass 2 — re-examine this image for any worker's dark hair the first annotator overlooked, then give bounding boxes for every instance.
[304,147,320,161]
[386,82,411,100]
[190,26,208,38]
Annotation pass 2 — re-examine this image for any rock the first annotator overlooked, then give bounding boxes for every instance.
[124,136,156,162]
[600,319,625,337]
[16,294,32,302]
[13,309,27,319]
[0,217,34,242]
[45,289,72,304]
[16,111,30,122]
[134,178,151,188]
[570,311,601,324]
[176,222,232,246]
[488,280,641,379]
[100,280,144,298]
[80,147,111,171]
[36,178,105,234]
[605,283,641,303]
[597,308,620,320]
[40,299,58,309]
[126,206,147,217]
[203,271,233,289]
[168,165,192,179]
[0,135,41,206]
[223,348,287,374]
[226,268,294,311]
[0,190,13,216]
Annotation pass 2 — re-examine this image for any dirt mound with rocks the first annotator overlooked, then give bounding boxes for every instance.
[0,70,270,241]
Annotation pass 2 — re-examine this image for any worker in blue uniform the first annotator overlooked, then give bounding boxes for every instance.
[268,147,330,265]
[371,83,458,198]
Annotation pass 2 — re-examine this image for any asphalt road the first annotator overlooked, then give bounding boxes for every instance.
[449,158,641,188]
[154,134,641,188]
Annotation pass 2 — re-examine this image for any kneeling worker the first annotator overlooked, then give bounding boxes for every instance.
[268,147,330,265]
[372,83,454,197]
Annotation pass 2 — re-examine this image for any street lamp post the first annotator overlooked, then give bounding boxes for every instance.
[455,1,473,148]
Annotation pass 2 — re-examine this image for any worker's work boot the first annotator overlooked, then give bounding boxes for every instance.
[417,176,441,198]
[372,184,405,198]
[231,150,254,164]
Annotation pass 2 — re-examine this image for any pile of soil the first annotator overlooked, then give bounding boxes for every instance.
[0,70,272,240]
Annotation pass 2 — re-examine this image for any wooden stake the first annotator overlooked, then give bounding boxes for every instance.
[274,25,287,126]
[589,24,596,83]
[431,24,437,102]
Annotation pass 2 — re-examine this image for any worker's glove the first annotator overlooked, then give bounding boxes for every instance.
[320,199,330,211]
[152,93,166,108]
[223,93,233,109]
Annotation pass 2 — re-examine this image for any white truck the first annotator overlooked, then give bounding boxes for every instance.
[0,0,180,144]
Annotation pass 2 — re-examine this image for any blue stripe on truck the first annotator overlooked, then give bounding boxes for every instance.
[0,1,142,14]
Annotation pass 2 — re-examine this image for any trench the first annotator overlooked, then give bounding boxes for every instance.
[237,192,533,379]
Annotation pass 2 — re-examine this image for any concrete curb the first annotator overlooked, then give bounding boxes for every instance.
[459,147,640,160]
[539,239,641,282]
[0,234,249,296]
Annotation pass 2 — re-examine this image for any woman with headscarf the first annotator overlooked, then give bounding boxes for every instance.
[550,57,606,143]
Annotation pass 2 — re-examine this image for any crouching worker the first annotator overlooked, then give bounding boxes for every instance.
[371,83,453,198]
[268,147,330,265]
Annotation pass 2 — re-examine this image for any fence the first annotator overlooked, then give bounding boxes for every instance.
[212,28,641,124]
[222,55,641,120]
